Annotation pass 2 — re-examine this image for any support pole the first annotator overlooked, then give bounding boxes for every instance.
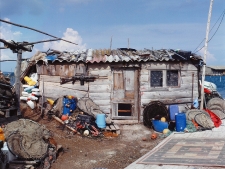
[15,49,22,116]
[200,0,214,110]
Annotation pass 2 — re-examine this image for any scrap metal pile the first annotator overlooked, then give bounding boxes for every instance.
[0,72,17,117]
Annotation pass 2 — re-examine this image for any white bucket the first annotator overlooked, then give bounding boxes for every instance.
[28,95,38,101]
[22,91,29,96]
[22,84,30,88]
[32,91,41,96]
[20,96,28,101]
[31,88,40,92]
[27,100,35,109]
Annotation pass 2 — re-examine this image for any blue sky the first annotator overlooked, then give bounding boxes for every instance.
[0,0,225,71]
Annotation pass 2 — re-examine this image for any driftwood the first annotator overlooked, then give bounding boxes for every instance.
[51,115,77,133]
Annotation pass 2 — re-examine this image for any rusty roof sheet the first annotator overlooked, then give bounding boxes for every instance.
[30,48,202,64]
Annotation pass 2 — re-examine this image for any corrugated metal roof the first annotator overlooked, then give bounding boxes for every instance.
[30,48,202,64]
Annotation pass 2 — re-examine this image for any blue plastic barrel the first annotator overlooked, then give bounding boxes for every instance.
[96,114,106,128]
[169,105,179,121]
[175,113,186,132]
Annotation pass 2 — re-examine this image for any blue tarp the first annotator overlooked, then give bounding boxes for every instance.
[62,96,77,116]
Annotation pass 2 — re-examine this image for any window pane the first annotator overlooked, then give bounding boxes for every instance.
[167,70,178,86]
[151,71,163,87]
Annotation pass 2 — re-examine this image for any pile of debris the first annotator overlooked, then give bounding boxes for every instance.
[0,72,17,118]
[44,96,120,137]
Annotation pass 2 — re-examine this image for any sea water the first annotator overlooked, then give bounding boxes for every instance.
[205,75,225,99]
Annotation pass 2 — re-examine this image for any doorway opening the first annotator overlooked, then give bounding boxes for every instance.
[118,103,132,116]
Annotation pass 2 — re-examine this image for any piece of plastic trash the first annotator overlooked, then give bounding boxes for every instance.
[27,99,35,109]
[27,94,38,101]
[20,96,28,101]
[193,98,199,108]
[24,85,35,92]
[24,76,36,86]
[47,98,54,105]
[32,91,41,96]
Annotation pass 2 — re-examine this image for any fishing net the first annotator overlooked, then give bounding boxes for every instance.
[77,97,112,124]
[186,109,214,129]
[3,119,51,159]
[143,101,169,128]
[206,98,225,119]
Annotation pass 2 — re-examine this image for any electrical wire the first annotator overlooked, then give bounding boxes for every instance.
[193,9,225,53]
[193,10,225,54]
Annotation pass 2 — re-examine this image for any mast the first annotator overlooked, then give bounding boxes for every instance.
[200,0,214,109]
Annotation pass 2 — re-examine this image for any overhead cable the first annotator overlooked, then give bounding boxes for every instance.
[0,19,77,45]
[193,10,225,53]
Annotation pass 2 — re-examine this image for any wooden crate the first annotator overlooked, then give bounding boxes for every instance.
[104,124,120,135]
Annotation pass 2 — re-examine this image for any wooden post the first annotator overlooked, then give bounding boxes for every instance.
[200,0,214,109]
[15,49,22,116]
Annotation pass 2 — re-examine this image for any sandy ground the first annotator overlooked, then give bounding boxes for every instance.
[18,102,165,169]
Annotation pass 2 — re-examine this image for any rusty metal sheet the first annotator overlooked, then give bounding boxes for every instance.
[58,65,69,77]
[46,65,56,76]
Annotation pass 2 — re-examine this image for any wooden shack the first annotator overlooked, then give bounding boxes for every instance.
[23,48,202,123]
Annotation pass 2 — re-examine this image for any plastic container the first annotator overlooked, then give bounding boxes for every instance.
[27,99,35,109]
[32,91,41,96]
[30,73,38,82]
[169,105,179,121]
[31,88,40,92]
[175,113,186,132]
[24,76,36,86]
[47,98,54,105]
[95,114,106,128]
[152,120,168,132]
[22,84,30,88]
[28,95,38,101]
[20,96,28,101]
[22,91,29,96]
[24,85,35,92]
[193,98,199,108]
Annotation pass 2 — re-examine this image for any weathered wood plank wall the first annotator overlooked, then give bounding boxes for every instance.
[140,62,199,122]
[88,64,112,116]
[36,61,199,123]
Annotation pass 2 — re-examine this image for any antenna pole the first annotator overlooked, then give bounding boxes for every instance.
[200,0,214,109]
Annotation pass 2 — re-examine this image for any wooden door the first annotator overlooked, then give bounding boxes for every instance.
[112,69,139,120]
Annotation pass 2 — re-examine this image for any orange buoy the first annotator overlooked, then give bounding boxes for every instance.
[150,132,158,140]
[61,115,69,121]
[0,127,5,141]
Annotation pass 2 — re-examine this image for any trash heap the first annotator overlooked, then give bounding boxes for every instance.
[45,96,117,138]
[20,73,40,110]
[0,72,17,117]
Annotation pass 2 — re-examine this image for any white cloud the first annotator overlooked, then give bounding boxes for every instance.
[43,28,86,52]
[0,18,23,60]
